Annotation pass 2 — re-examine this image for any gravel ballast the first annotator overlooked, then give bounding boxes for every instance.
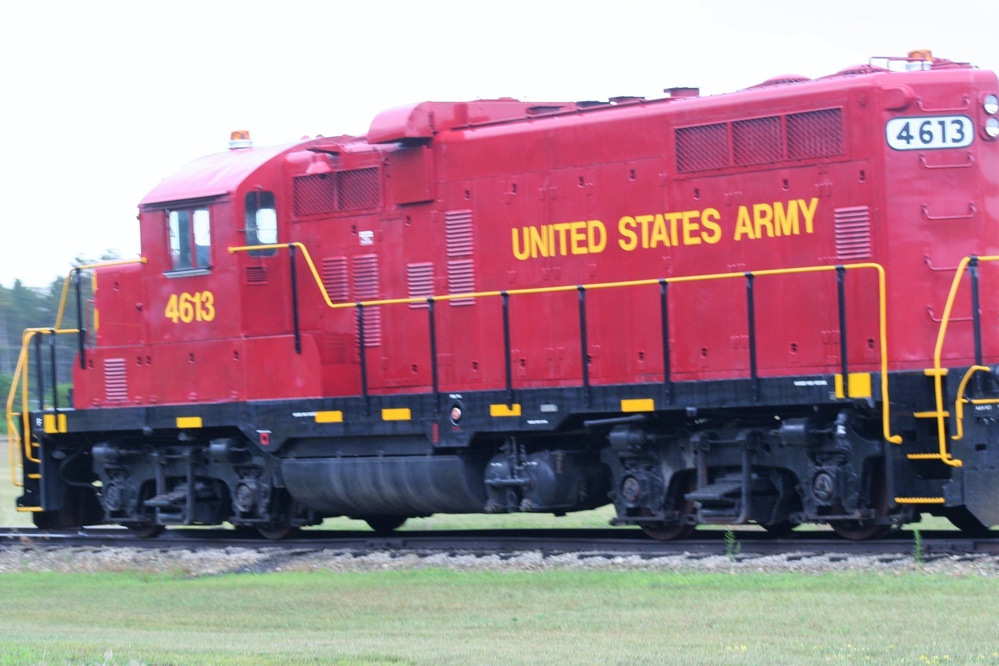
[2,545,999,576]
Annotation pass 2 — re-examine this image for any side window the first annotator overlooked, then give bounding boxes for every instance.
[245,191,277,257]
[168,207,211,271]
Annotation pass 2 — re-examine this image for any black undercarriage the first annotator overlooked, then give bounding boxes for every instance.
[19,367,999,539]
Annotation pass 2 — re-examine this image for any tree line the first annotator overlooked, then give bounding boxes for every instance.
[1,273,93,423]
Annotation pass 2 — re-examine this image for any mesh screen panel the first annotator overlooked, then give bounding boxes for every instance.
[294,174,337,216]
[733,116,783,165]
[676,123,729,173]
[338,168,380,210]
[787,109,844,159]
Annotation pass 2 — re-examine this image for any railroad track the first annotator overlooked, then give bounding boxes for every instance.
[2,526,997,560]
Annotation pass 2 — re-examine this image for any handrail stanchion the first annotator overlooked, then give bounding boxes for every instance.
[660,279,672,405]
[746,273,759,402]
[969,257,985,395]
[970,256,982,366]
[357,303,369,416]
[34,334,44,412]
[502,292,514,408]
[74,268,86,370]
[289,244,301,355]
[578,286,591,408]
[49,332,58,412]
[428,297,439,412]
[837,266,849,383]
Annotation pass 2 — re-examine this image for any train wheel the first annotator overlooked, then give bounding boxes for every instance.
[256,523,300,540]
[829,519,890,541]
[639,475,696,541]
[640,518,696,541]
[830,467,890,540]
[365,516,408,534]
[124,523,165,539]
[761,521,795,537]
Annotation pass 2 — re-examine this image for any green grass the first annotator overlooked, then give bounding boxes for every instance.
[0,570,997,664]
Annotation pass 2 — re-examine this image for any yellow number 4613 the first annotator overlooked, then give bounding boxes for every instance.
[165,291,216,324]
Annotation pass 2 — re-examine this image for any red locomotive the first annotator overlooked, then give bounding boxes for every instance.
[9,52,999,539]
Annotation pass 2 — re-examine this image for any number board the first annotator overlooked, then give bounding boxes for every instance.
[165,291,216,324]
[886,115,973,150]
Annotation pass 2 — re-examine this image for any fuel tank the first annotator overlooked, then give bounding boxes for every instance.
[282,455,487,516]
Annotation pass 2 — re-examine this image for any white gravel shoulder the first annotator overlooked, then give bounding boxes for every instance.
[2,544,998,576]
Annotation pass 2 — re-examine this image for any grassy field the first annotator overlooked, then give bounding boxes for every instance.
[1,570,998,664]
[3,437,996,665]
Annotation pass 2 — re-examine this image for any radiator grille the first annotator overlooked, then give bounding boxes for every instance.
[407,262,434,309]
[834,206,871,260]
[293,168,381,217]
[104,357,128,402]
[733,116,782,166]
[352,254,381,346]
[675,107,844,173]
[339,168,380,210]
[676,123,729,173]
[294,173,337,216]
[787,109,844,160]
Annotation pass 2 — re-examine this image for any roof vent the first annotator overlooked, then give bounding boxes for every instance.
[609,96,645,105]
[665,87,699,98]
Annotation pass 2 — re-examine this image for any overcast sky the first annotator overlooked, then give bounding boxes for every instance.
[1,0,996,288]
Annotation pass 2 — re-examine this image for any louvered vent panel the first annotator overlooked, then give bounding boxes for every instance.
[104,357,128,402]
[321,257,349,301]
[352,254,382,346]
[448,259,476,306]
[675,123,729,173]
[733,116,783,165]
[407,262,434,309]
[787,108,844,159]
[834,206,872,260]
[244,266,268,285]
[445,210,474,257]
[444,210,475,306]
[338,168,380,210]
[293,174,337,216]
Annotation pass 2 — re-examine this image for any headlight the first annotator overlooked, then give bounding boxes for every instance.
[985,94,999,115]
[986,117,999,139]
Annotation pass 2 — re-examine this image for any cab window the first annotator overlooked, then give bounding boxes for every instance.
[245,191,277,257]
[168,207,211,270]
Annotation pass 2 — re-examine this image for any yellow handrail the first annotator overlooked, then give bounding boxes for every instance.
[6,258,146,488]
[928,255,999,467]
[10,329,80,464]
[230,243,899,444]
[6,341,27,487]
[952,365,992,442]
